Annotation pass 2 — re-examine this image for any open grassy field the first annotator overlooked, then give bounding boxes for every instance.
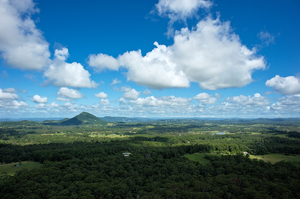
[0,161,42,176]
[185,153,300,167]
[250,154,300,166]
[184,153,210,164]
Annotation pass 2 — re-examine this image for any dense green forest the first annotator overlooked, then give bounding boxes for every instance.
[0,114,300,198]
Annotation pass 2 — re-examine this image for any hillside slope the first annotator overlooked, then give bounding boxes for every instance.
[60,112,107,126]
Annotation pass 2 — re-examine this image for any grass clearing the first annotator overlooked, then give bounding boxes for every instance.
[184,153,210,164]
[0,161,42,176]
[184,153,224,164]
[250,154,300,166]
[250,132,262,135]
[186,153,300,166]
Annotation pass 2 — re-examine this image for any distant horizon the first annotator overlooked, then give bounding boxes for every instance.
[1,113,299,122]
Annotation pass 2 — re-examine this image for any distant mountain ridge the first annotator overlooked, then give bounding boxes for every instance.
[101,116,154,123]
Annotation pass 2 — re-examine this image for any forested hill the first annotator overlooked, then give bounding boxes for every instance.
[0,140,299,198]
[60,112,107,126]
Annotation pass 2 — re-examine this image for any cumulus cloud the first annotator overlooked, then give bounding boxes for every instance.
[32,95,48,103]
[62,102,72,107]
[155,0,212,36]
[0,99,27,109]
[0,89,18,99]
[89,17,265,90]
[118,43,190,89]
[0,0,50,70]
[110,78,121,86]
[34,103,46,109]
[44,48,97,88]
[269,95,300,115]
[88,53,119,72]
[155,0,211,18]
[265,75,300,95]
[54,47,69,61]
[194,92,216,105]
[57,87,83,101]
[48,102,59,108]
[119,97,127,104]
[130,96,191,107]
[172,17,265,90]
[99,99,110,106]
[3,88,17,93]
[225,93,269,107]
[95,92,108,99]
[122,87,140,100]
[12,100,28,107]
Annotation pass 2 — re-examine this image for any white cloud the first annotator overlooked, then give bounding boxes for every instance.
[0,89,18,99]
[119,97,127,104]
[0,99,27,109]
[34,103,46,109]
[62,102,72,107]
[99,99,110,106]
[225,93,269,107]
[59,102,78,111]
[54,48,69,61]
[0,0,50,70]
[172,17,265,90]
[89,17,265,90]
[265,75,300,95]
[258,31,275,46]
[57,87,83,100]
[130,96,191,107]
[194,92,216,105]
[110,78,121,86]
[12,100,28,107]
[155,0,212,36]
[95,92,108,99]
[48,102,59,108]
[3,88,16,93]
[88,53,119,72]
[32,95,48,103]
[44,48,97,88]
[122,87,140,100]
[1,94,299,118]
[143,89,152,95]
[118,43,190,89]
[270,95,300,113]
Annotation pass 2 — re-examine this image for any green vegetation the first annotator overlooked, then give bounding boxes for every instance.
[59,112,107,126]
[0,113,300,198]
[250,154,300,166]
[184,153,211,164]
[185,152,300,167]
[0,161,42,176]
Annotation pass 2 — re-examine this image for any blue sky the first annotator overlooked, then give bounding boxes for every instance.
[0,0,299,118]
